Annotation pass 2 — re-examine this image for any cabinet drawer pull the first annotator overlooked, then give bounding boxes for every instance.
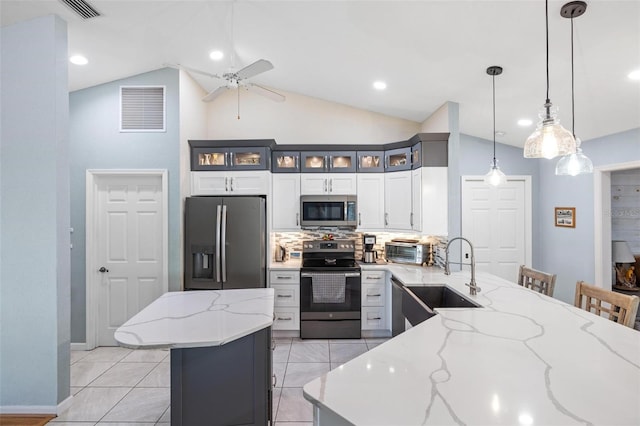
[272,374,277,387]
[276,275,293,279]
[277,316,293,321]
[368,294,382,297]
[272,339,276,350]
[277,294,293,298]
[296,212,299,226]
[369,317,382,320]
[366,276,382,280]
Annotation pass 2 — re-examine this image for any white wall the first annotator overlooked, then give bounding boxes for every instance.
[205,87,420,144]
[1,15,70,411]
[421,102,450,133]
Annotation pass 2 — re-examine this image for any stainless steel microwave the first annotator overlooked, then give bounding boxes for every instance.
[300,195,357,228]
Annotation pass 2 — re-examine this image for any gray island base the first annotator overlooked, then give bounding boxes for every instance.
[171,327,272,426]
[114,289,275,426]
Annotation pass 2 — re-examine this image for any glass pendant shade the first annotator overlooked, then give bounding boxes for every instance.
[484,161,507,186]
[524,103,576,159]
[555,137,593,176]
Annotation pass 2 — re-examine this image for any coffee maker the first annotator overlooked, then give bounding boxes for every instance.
[362,234,377,263]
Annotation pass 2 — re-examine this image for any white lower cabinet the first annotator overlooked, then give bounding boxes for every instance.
[269,269,300,331]
[361,270,389,331]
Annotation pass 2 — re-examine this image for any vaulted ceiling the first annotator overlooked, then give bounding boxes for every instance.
[2,0,639,147]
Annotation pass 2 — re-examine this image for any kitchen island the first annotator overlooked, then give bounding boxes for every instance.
[303,266,640,425]
[115,288,274,426]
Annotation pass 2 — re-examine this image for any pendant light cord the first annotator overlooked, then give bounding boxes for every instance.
[545,0,550,105]
[571,16,575,137]
[492,73,497,164]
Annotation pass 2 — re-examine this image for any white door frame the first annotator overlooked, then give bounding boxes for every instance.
[85,169,169,350]
[594,160,640,290]
[461,175,533,268]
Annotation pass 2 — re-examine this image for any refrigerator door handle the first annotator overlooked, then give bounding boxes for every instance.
[221,204,228,282]
[215,205,222,283]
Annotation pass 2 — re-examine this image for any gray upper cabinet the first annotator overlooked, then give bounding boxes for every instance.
[384,147,411,172]
[411,142,422,169]
[272,151,300,173]
[357,151,384,173]
[191,146,270,171]
[301,151,356,173]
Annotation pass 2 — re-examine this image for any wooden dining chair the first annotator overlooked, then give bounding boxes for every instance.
[574,281,640,328]
[517,265,557,297]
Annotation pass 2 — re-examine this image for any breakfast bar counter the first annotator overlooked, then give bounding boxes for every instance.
[115,288,275,426]
[303,267,640,425]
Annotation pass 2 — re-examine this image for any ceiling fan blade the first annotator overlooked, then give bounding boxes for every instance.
[202,86,230,102]
[246,83,286,102]
[166,63,222,80]
[236,59,274,80]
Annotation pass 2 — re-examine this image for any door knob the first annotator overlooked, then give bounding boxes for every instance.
[98,267,109,273]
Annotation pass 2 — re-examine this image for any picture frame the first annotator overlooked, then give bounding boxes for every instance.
[555,207,576,228]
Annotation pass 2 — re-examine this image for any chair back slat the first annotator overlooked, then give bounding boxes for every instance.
[518,265,557,297]
[574,281,640,328]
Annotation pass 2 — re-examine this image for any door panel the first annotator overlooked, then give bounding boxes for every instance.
[222,197,266,289]
[97,174,164,346]
[462,177,529,282]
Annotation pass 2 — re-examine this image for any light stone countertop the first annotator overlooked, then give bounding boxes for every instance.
[114,288,274,349]
[303,264,640,425]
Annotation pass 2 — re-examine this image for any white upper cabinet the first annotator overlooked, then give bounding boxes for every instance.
[357,174,385,230]
[300,173,357,195]
[191,171,270,196]
[384,170,412,230]
[272,174,301,230]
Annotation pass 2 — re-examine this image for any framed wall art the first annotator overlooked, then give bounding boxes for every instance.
[555,207,576,228]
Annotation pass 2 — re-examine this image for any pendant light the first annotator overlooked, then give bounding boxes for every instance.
[555,1,593,176]
[484,66,507,186]
[523,0,576,159]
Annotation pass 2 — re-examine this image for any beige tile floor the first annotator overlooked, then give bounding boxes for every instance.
[50,337,388,425]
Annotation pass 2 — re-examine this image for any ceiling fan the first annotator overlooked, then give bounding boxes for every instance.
[174,60,285,103]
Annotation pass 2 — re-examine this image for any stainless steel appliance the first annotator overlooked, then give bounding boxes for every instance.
[300,240,361,339]
[362,234,377,263]
[385,240,429,265]
[184,196,266,290]
[299,195,357,228]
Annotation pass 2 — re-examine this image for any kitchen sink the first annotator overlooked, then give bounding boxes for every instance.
[399,284,481,328]
[406,285,482,309]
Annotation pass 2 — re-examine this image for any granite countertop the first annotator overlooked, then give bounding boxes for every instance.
[303,266,640,425]
[114,288,274,349]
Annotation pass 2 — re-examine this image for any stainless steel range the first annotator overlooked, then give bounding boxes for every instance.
[300,240,361,339]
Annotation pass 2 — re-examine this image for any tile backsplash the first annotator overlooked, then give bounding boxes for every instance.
[272,230,445,263]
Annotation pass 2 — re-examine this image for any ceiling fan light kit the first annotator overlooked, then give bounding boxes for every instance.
[523,0,576,160]
[555,1,593,176]
[484,65,507,187]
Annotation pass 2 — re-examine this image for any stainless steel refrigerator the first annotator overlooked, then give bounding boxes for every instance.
[184,196,266,290]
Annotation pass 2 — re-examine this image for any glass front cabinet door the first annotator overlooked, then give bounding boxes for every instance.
[357,151,384,173]
[384,147,412,172]
[411,142,422,169]
[272,151,300,173]
[328,152,356,173]
[301,152,328,173]
[191,147,269,171]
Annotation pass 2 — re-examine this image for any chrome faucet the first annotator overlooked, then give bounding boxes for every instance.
[444,237,481,296]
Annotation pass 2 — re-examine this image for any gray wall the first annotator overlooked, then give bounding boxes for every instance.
[459,129,640,304]
[459,133,541,266]
[69,67,180,343]
[537,128,640,303]
[1,15,71,408]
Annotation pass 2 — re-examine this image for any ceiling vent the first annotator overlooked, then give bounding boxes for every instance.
[59,0,100,19]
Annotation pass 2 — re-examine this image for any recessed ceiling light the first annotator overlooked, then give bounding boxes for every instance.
[628,69,640,80]
[373,81,387,90]
[69,55,88,65]
[209,50,224,61]
[517,119,533,127]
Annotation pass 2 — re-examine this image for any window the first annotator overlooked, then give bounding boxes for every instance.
[120,86,165,132]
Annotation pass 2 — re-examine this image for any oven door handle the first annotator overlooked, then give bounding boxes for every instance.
[301,272,361,277]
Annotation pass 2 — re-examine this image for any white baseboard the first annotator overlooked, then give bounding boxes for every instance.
[0,395,73,416]
[70,342,88,351]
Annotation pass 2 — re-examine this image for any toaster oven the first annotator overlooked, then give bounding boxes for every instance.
[385,241,429,265]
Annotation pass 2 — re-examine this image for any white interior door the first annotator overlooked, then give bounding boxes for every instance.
[89,171,167,347]
[461,176,531,282]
